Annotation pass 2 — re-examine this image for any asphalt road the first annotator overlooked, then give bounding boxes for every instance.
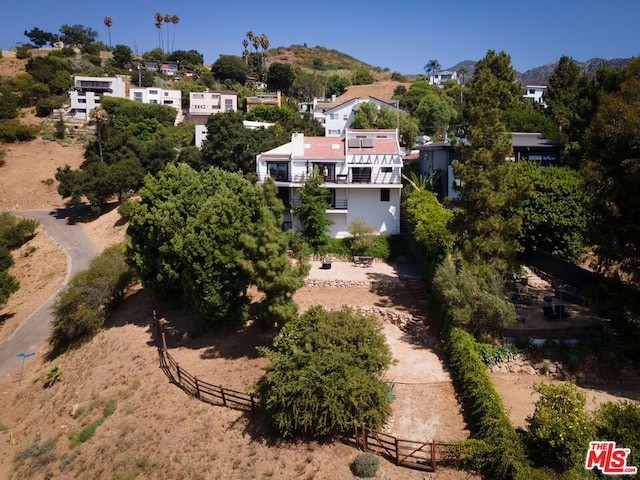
[0,209,99,380]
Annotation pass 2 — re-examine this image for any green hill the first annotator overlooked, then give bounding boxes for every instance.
[266,44,374,71]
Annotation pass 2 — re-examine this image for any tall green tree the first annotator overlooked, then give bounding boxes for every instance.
[126,164,304,326]
[240,178,309,328]
[583,58,640,285]
[23,27,55,47]
[266,62,294,94]
[451,50,523,275]
[211,55,249,84]
[294,172,332,251]
[326,74,350,97]
[109,44,133,69]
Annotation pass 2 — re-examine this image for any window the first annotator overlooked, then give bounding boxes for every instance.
[267,162,289,181]
[380,189,390,202]
[381,167,392,173]
[192,93,203,99]
[342,114,348,121]
[149,90,158,95]
[133,92,143,99]
[330,113,338,120]
[328,129,341,135]
[225,99,233,110]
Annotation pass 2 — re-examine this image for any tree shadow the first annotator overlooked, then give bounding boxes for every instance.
[0,312,15,328]
[50,201,121,225]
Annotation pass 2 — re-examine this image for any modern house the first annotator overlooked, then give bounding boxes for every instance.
[129,87,183,124]
[256,129,403,238]
[523,85,547,106]
[131,59,180,76]
[68,76,126,120]
[188,90,238,118]
[417,133,562,200]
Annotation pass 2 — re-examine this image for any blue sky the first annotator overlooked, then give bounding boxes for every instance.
[1,0,639,74]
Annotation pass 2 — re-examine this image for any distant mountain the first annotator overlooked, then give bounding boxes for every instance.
[447,57,634,86]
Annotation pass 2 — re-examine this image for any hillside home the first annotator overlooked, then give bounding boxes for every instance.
[322,97,404,137]
[523,85,547,106]
[246,91,282,111]
[131,59,180,76]
[68,76,126,120]
[188,90,238,119]
[417,133,562,200]
[129,87,183,124]
[256,129,403,238]
[429,70,459,86]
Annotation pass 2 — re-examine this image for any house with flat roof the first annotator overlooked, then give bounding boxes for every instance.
[246,91,281,111]
[68,76,126,120]
[129,87,183,124]
[256,129,403,238]
[188,90,237,119]
[523,85,547,106]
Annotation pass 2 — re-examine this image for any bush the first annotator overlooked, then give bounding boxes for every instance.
[15,46,32,59]
[0,246,14,271]
[50,243,136,352]
[350,453,379,477]
[594,400,640,472]
[432,261,517,337]
[525,382,594,472]
[255,306,394,438]
[0,270,20,306]
[0,213,39,249]
[0,119,38,142]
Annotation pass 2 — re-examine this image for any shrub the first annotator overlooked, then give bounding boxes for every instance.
[0,213,39,249]
[0,270,19,306]
[0,119,38,142]
[13,434,58,472]
[0,245,13,271]
[15,46,32,59]
[43,365,62,387]
[593,400,640,472]
[255,306,394,438]
[50,243,136,352]
[350,453,379,477]
[348,217,375,254]
[525,382,594,472]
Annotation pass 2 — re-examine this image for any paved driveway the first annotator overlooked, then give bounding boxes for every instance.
[0,209,98,380]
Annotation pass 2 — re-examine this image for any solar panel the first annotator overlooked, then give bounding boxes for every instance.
[361,138,374,148]
[348,138,360,148]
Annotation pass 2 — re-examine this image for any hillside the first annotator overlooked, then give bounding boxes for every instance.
[266,44,373,71]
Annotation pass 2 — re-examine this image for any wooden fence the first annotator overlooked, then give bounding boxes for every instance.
[152,310,257,412]
[151,307,460,472]
[351,423,458,472]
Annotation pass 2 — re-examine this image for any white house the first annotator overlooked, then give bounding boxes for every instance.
[523,85,547,106]
[188,90,238,118]
[316,97,404,137]
[256,129,403,238]
[429,70,459,86]
[68,76,126,120]
[129,87,183,124]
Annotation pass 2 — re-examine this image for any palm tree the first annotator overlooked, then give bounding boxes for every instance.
[259,34,269,68]
[242,39,249,63]
[103,17,113,50]
[170,15,179,53]
[163,14,172,54]
[457,66,469,85]
[154,12,164,51]
[424,59,441,85]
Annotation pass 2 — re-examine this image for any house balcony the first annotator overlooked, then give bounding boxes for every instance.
[257,172,400,185]
[289,198,348,210]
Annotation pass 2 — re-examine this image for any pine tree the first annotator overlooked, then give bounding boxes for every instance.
[451,50,523,275]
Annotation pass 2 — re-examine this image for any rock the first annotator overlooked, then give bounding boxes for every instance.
[70,403,79,417]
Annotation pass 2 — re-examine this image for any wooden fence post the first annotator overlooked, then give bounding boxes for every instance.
[431,440,436,472]
[395,437,399,465]
[362,423,368,452]
[161,332,167,351]
[194,377,200,398]
[354,422,358,449]
[220,386,227,407]
[176,363,181,384]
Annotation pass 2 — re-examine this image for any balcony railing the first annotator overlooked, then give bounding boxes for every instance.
[289,199,348,210]
[258,173,398,185]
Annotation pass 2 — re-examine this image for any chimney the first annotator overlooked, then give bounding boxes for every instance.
[331,94,336,103]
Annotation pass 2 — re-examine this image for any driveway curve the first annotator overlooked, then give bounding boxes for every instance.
[0,209,99,380]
